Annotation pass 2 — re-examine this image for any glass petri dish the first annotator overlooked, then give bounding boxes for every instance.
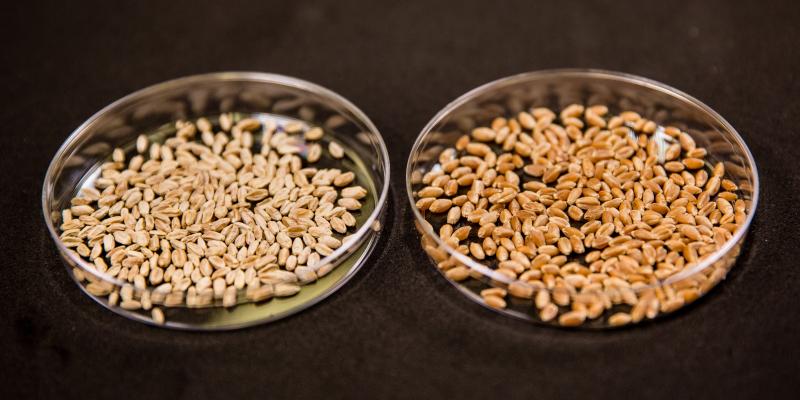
[406,69,758,329]
[43,72,389,330]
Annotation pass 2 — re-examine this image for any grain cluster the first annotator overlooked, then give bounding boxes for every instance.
[415,104,747,327]
[59,114,367,325]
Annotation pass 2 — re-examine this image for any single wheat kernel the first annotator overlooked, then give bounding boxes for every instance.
[682,158,705,169]
[251,284,275,302]
[428,199,453,213]
[534,289,550,309]
[338,198,363,211]
[236,118,261,132]
[334,172,356,187]
[196,117,212,132]
[136,135,148,154]
[539,303,558,322]
[418,186,444,198]
[484,295,507,309]
[472,127,496,142]
[558,309,587,327]
[329,141,345,159]
[445,266,470,281]
[508,281,533,299]
[274,282,300,297]
[305,127,324,141]
[342,186,368,199]
[112,148,125,163]
[120,300,142,310]
[608,312,632,326]
[151,307,165,325]
[481,287,507,297]
[307,143,322,163]
[107,290,119,307]
[465,243,484,261]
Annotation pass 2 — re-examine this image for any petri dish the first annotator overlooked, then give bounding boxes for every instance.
[406,69,758,329]
[43,72,389,330]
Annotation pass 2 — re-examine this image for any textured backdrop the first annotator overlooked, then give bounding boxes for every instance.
[2,0,799,398]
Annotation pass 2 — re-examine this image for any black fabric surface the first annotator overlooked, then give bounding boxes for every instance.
[2,0,799,398]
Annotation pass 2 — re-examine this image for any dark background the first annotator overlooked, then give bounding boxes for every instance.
[2,0,799,398]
